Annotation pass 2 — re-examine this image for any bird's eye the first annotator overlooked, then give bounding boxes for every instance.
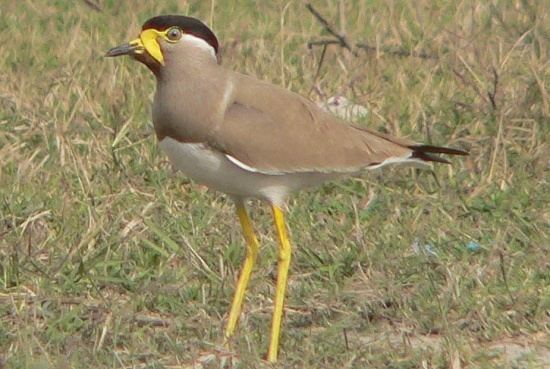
[166,27,183,41]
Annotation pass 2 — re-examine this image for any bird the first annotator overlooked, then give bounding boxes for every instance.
[106,15,467,362]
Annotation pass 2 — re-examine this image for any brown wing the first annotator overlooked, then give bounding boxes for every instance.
[209,73,414,174]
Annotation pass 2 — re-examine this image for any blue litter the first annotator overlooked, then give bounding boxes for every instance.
[424,244,438,257]
[411,239,438,257]
[466,241,481,252]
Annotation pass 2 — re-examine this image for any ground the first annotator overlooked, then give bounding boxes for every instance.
[0,1,549,368]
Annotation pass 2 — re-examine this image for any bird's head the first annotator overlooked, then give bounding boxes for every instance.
[106,15,219,75]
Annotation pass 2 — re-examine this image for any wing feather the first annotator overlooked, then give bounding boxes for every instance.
[210,73,412,174]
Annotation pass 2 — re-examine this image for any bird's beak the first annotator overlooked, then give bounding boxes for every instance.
[105,29,165,65]
[105,40,142,57]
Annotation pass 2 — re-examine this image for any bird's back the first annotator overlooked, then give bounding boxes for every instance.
[212,72,415,175]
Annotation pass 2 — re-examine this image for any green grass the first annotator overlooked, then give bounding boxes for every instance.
[1,0,549,368]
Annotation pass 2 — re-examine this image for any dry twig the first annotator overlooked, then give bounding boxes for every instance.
[82,0,102,12]
[306,3,437,60]
[306,3,357,56]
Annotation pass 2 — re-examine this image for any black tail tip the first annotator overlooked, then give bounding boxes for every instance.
[410,144,468,164]
[413,144,469,156]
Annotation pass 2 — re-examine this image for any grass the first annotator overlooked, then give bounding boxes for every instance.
[1,0,549,367]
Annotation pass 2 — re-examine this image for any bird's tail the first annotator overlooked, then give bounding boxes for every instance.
[408,144,469,165]
[353,124,468,169]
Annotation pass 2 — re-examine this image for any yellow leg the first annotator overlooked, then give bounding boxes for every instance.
[225,203,260,340]
[267,205,292,362]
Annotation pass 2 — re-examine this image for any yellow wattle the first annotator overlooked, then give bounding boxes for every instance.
[139,29,165,65]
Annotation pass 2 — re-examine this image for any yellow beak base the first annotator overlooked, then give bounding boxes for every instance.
[136,29,164,66]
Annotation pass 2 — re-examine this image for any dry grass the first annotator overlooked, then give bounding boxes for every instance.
[1,0,549,368]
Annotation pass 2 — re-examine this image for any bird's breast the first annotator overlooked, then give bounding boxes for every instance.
[152,85,222,143]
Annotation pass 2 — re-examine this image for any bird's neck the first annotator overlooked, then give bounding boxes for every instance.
[153,58,232,143]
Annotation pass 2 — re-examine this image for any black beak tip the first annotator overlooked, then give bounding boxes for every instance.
[105,44,134,58]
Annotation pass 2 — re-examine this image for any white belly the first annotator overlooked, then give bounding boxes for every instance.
[158,137,338,204]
